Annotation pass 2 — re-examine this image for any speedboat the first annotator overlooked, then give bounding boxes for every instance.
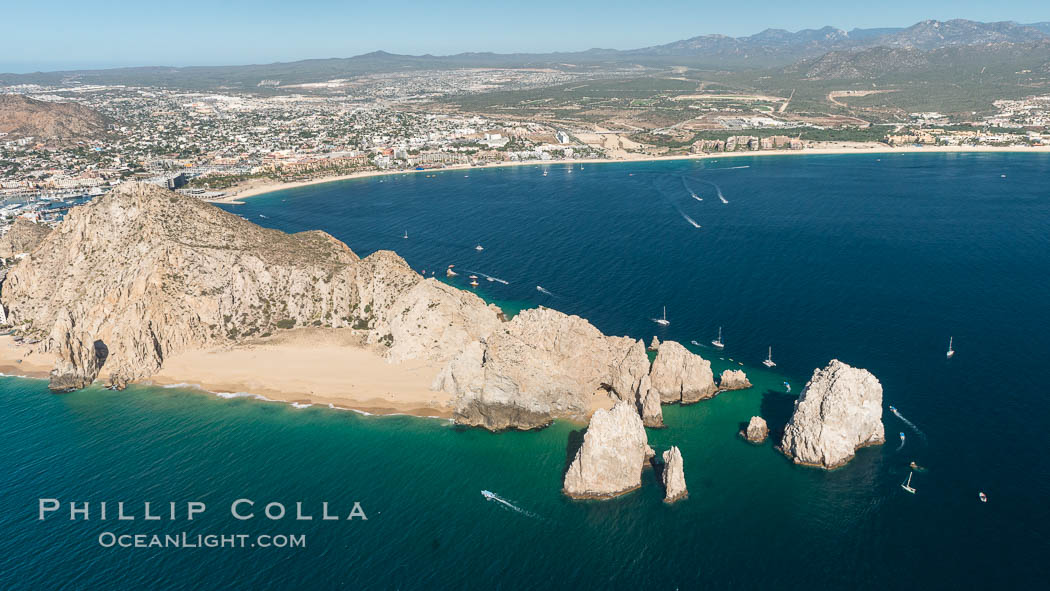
[475,244,484,251]
[978,492,987,503]
[784,382,791,392]
[946,336,955,359]
[899,432,906,442]
[889,405,897,412]
[470,279,479,287]
[481,490,496,501]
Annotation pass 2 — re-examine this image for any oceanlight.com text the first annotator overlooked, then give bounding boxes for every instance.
[97,532,306,549]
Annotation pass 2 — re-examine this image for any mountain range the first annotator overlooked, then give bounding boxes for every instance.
[2,19,1050,88]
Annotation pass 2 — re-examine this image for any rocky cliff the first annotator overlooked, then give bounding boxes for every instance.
[563,401,654,498]
[0,218,52,259]
[438,308,651,430]
[779,360,885,468]
[648,340,717,404]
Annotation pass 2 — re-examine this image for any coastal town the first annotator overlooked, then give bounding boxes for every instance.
[2,76,1050,232]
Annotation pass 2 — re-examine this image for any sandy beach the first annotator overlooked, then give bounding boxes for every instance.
[210,143,1050,203]
[0,329,452,418]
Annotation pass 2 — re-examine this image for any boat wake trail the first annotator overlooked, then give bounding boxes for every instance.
[678,209,701,228]
[896,432,906,452]
[681,177,702,201]
[891,407,928,441]
[695,179,729,203]
[463,270,509,284]
[482,491,539,518]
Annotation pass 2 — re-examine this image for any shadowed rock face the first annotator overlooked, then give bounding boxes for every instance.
[649,340,717,404]
[661,446,688,503]
[563,401,654,498]
[779,360,885,469]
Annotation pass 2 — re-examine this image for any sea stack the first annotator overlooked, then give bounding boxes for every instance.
[648,340,717,404]
[563,401,654,499]
[779,360,885,469]
[648,336,660,351]
[742,416,768,443]
[636,374,664,428]
[660,446,688,503]
[719,369,752,391]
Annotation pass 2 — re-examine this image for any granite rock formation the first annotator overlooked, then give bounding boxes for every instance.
[660,446,688,503]
[648,336,660,351]
[440,308,651,430]
[563,401,654,498]
[636,374,664,428]
[742,416,769,443]
[1,183,493,391]
[779,360,885,468]
[648,340,717,404]
[0,218,52,259]
[719,369,752,391]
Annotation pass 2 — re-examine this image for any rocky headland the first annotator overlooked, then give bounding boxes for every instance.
[779,360,885,469]
[0,182,736,434]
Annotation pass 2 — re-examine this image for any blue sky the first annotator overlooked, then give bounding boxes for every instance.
[2,0,1048,72]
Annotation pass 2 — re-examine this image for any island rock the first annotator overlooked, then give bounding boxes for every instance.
[719,369,752,391]
[742,416,768,443]
[660,446,688,503]
[564,401,654,498]
[648,340,717,404]
[779,360,885,469]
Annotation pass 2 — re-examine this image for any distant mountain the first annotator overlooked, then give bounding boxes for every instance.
[1,19,1048,89]
[790,39,1050,81]
[877,19,1048,49]
[0,94,110,143]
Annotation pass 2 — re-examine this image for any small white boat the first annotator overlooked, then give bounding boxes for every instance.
[403,230,408,239]
[481,490,496,501]
[446,265,458,277]
[711,326,724,349]
[475,244,484,251]
[470,279,479,287]
[653,306,670,326]
[946,336,955,359]
[901,472,917,494]
[978,491,987,503]
[763,346,776,368]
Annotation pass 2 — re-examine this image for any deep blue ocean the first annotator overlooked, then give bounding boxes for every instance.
[2,153,1048,589]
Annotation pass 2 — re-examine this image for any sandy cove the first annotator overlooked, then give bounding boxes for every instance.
[0,329,454,418]
[210,143,1050,203]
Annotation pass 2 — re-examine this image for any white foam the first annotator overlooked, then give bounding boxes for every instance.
[290,402,313,409]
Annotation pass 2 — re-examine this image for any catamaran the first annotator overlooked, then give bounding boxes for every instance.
[654,307,670,326]
[901,472,917,494]
[763,346,776,368]
[946,336,955,358]
[711,326,724,349]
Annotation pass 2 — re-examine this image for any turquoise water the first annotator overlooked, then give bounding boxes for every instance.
[3,153,1049,588]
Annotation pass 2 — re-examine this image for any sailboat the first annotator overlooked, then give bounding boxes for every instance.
[946,336,955,359]
[901,472,917,494]
[711,326,725,349]
[763,346,776,368]
[403,230,408,239]
[654,306,670,326]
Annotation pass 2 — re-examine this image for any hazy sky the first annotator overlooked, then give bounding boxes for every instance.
[3,0,1048,72]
